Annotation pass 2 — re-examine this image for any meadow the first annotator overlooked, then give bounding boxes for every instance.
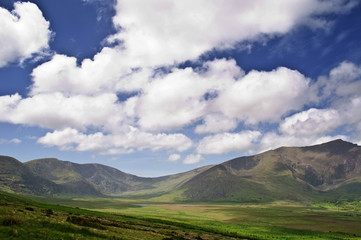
[1,191,360,240]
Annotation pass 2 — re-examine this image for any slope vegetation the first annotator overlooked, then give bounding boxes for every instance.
[183,139,361,202]
[1,139,361,202]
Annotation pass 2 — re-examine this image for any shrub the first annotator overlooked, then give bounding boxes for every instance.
[3,217,21,226]
[25,207,34,211]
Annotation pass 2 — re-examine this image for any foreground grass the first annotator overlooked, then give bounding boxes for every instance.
[2,192,361,239]
[0,191,240,240]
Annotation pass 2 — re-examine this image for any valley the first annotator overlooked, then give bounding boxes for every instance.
[1,191,361,239]
[2,139,361,239]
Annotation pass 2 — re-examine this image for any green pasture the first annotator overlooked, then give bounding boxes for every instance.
[1,191,361,239]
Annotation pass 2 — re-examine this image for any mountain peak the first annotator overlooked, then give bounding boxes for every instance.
[302,139,358,155]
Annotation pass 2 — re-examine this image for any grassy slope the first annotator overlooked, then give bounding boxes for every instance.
[14,192,361,240]
[3,139,361,203]
[24,159,104,197]
[120,165,214,197]
[25,158,214,198]
[0,156,61,196]
[0,191,244,240]
[183,140,361,203]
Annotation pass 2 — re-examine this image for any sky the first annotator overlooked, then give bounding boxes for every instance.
[0,0,361,177]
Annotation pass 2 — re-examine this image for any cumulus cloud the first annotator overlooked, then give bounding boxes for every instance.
[136,59,241,131]
[0,138,22,144]
[255,61,361,153]
[195,114,238,134]
[0,2,51,67]
[0,94,22,122]
[310,62,361,141]
[0,58,325,156]
[279,108,342,136]
[0,0,360,161]
[110,0,358,66]
[10,138,21,144]
[183,154,205,164]
[259,132,349,153]
[317,61,361,99]
[137,61,315,131]
[0,93,123,131]
[197,131,261,154]
[167,154,181,162]
[30,50,138,96]
[38,127,193,154]
[214,67,314,124]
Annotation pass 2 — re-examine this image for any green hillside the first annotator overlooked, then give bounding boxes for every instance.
[183,139,361,202]
[2,139,361,202]
[0,156,61,196]
[25,158,213,197]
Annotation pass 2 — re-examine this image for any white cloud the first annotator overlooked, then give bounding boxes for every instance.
[195,114,238,134]
[0,93,123,131]
[136,59,241,131]
[0,58,320,157]
[10,138,21,144]
[197,131,261,154]
[341,96,361,130]
[1,0,360,162]
[279,108,341,136]
[136,68,208,131]
[183,154,204,164]
[110,0,358,66]
[259,132,349,153]
[317,61,361,99]
[38,127,193,154]
[257,61,361,153]
[136,60,315,132]
[214,67,314,124]
[0,94,22,122]
[0,138,22,144]
[0,2,51,67]
[30,50,138,96]
[167,154,181,162]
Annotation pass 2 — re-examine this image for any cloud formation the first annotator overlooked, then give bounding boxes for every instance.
[197,131,261,155]
[38,127,193,154]
[0,2,51,67]
[0,138,21,144]
[110,0,358,66]
[183,154,204,165]
[0,0,360,163]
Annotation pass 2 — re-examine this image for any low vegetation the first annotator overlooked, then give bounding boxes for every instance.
[0,191,242,239]
[2,140,361,239]
[2,191,361,239]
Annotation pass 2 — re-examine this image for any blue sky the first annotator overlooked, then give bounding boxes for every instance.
[0,0,361,177]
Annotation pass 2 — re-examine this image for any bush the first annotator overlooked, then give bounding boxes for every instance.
[42,209,53,216]
[3,217,21,226]
[66,215,106,230]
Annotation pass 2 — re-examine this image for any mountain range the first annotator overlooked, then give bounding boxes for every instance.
[1,139,361,202]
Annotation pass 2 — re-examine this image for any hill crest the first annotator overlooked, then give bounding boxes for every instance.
[1,139,361,202]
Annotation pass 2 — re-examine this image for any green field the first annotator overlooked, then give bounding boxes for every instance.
[1,192,361,240]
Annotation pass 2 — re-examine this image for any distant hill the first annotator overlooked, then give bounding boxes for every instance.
[0,156,61,196]
[25,159,103,197]
[1,139,361,202]
[24,158,212,197]
[183,139,361,202]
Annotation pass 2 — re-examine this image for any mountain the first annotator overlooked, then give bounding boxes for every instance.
[183,139,361,202]
[1,139,361,202]
[24,159,103,196]
[0,156,61,195]
[25,158,212,197]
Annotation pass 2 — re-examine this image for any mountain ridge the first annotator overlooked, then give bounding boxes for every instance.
[1,139,361,202]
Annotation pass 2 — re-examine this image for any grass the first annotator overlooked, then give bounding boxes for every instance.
[0,191,241,239]
[2,191,361,239]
